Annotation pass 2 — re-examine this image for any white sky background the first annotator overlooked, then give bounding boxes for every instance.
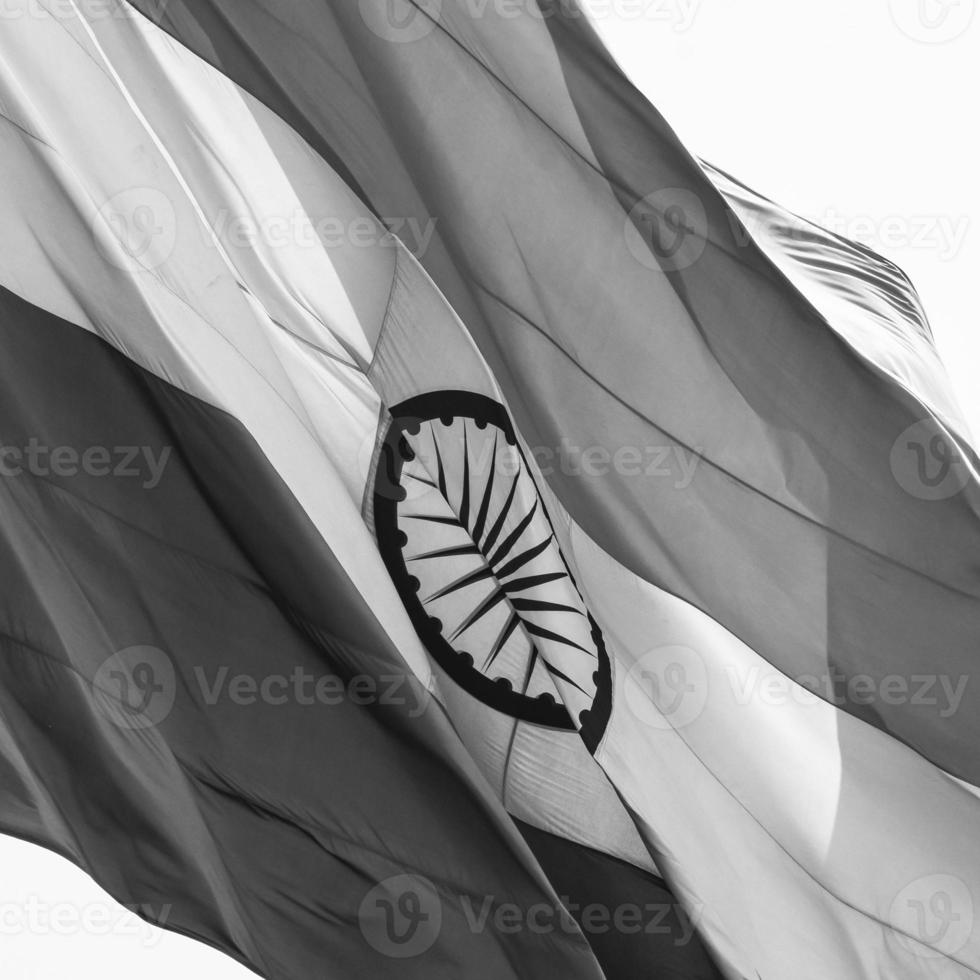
[0,1,977,976]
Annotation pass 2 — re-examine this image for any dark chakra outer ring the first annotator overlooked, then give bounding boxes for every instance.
[372,390,612,754]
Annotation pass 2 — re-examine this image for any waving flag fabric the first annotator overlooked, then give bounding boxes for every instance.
[1,1,980,979]
[704,159,971,439]
[0,3,719,978]
[125,0,980,779]
[0,7,614,980]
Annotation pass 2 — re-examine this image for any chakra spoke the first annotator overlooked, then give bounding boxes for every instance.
[511,598,585,616]
[471,430,498,545]
[524,621,595,658]
[431,423,448,501]
[404,471,438,489]
[518,646,541,696]
[449,588,507,642]
[459,423,470,529]
[407,543,482,562]
[494,535,553,580]
[543,661,589,696]
[481,469,519,554]
[483,611,522,672]
[425,564,496,602]
[501,571,567,594]
[487,499,538,568]
[401,514,461,527]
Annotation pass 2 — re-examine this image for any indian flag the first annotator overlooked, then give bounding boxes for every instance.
[0,2,977,978]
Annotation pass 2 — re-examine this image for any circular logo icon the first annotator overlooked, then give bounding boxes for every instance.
[889,874,974,958]
[93,187,178,273]
[890,418,971,500]
[359,874,442,958]
[625,187,709,273]
[92,645,176,730]
[358,0,442,43]
[889,0,975,43]
[372,391,613,752]
[624,644,708,730]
